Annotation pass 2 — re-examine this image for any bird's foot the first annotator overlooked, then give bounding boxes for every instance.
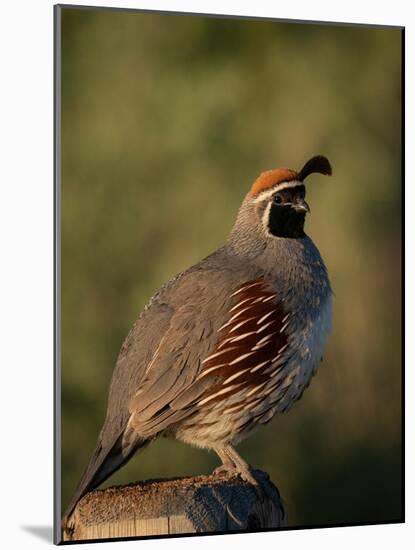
[236,463,259,487]
[213,444,265,500]
[232,461,266,501]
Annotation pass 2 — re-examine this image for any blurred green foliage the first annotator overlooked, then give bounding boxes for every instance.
[60,7,402,528]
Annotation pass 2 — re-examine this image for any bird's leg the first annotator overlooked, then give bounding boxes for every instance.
[222,444,259,487]
[213,446,237,476]
[223,444,266,501]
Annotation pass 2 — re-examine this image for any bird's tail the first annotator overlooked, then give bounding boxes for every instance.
[61,432,148,533]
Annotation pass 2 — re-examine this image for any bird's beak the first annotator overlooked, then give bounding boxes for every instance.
[293,198,311,213]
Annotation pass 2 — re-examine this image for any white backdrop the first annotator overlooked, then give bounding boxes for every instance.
[0,1,411,548]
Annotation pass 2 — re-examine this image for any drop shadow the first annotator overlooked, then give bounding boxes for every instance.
[21,525,53,543]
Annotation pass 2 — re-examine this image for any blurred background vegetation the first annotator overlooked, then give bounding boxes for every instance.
[60,7,402,529]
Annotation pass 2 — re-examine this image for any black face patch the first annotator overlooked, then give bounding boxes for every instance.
[267,186,307,239]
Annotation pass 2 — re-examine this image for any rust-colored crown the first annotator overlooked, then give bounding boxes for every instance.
[250,168,298,197]
[250,155,332,196]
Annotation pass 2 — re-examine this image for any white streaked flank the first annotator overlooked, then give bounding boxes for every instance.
[250,296,267,305]
[230,331,256,343]
[198,363,227,378]
[217,337,233,350]
[229,316,256,333]
[280,322,289,333]
[264,359,285,374]
[198,383,243,406]
[245,381,267,397]
[243,397,262,412]
[255,333,273,347]
[226,305,255,325]
[202,347,237,364]
[278,343,289,354]
[257,310,274,324]
[229,297,254,312]
[223,403,244,415]
[223,370,248,384]
[229,351,256,365]
[250,360,270,373]
[230,281,263,297]
[257,319,276,333]
[252,339,273,351]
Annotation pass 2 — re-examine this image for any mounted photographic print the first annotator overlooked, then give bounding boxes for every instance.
[54,4,404,544]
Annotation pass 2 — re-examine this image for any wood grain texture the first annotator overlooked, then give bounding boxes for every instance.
[62,470,286,542]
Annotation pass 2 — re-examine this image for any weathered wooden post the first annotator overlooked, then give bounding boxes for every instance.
[63,471,286,541]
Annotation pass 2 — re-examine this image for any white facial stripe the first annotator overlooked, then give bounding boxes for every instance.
[253,180,303,203]
[261,201,272,234]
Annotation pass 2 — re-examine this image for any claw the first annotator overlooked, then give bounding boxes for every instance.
[213,445,265,501]
[239,467,258,486]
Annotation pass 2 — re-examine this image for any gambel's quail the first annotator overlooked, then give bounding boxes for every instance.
[63,155,333,523]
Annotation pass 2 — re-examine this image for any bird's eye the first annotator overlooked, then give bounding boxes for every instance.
[273,194,283,205]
